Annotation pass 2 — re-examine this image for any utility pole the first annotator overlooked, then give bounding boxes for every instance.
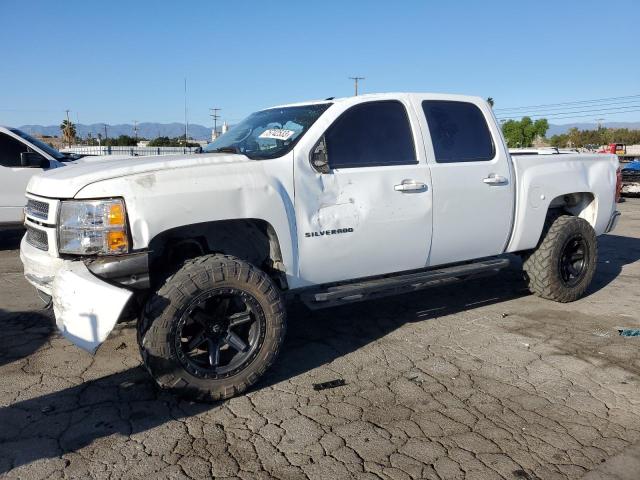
[349,76,365,96]
[104,124,108,142]
[184,78,188,146]
[133,120,138,142]
[210,108,221,140]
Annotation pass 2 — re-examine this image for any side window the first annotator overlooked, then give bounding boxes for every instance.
[325,101,416,169]
[0,133,28,167]
[422,100,495,163]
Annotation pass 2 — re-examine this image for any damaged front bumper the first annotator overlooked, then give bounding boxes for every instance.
[20,237,135,353]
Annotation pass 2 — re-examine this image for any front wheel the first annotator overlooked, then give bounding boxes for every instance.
[522,215,597,303]
[138,254,286,401]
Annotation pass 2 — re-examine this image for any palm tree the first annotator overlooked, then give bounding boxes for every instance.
[486,97,495,108]
[60,119,76,147]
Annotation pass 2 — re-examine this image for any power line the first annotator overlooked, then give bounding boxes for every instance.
[494,93,640,112]
[495,98,640,116]
[497,104,640,121]
[533,109,640,121]
[498,107,640,122]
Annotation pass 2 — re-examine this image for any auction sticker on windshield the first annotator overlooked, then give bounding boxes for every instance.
[259,129,296,141]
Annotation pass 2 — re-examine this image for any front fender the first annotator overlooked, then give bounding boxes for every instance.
[74,154,299,286]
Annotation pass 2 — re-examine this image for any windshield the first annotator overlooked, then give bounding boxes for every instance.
[203,103,331,160]
[9,128,66,161]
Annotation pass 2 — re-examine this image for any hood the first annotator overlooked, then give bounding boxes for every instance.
[27,153,250,198]
[72,154,139,164]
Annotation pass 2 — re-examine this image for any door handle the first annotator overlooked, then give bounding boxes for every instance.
[394,180,427,192]
[483,174,508,185]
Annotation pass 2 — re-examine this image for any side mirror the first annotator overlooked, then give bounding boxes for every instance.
[20,151,49,168]
[310,136,329,174]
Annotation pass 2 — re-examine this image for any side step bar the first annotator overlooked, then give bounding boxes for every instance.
[300,257,510,309]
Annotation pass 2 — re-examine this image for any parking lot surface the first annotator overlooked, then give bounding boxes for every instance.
[1,199,640,480]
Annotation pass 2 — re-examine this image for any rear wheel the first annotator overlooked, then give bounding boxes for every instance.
[523,215,597,302]
[138,254,286,401]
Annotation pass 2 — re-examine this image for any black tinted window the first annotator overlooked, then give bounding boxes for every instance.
[422,101,495,163]
[325,101,416,168]
[0,133,28,167]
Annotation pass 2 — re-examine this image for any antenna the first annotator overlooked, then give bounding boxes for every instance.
[349,76,365,96]
[133,120,138,142]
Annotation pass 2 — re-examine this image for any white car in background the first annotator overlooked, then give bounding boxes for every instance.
[0,126,69,225]
[0,126,131,226]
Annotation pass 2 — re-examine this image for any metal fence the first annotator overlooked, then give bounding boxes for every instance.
[61,146,201,157]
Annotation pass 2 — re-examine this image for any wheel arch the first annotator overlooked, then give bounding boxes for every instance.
[547,192,597,226]
[147,218,288,289]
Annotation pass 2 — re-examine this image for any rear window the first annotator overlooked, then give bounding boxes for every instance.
[422,100,495,163]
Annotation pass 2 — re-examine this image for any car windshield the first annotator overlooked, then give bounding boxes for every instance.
[203,103,331,160]
[9,128,67,161]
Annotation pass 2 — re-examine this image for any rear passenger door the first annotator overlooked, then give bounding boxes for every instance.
[414,97,514,266]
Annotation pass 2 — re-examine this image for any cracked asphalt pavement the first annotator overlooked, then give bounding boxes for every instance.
[1,199,640,480]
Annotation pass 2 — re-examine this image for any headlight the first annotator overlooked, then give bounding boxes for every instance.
[58,199,129,255]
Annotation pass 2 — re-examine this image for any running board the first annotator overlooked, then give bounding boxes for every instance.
[300,257,510,309]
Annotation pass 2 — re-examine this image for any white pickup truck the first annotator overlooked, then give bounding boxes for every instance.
[20,93,620,400]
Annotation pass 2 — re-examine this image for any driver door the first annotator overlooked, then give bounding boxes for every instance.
[293,99,433,286]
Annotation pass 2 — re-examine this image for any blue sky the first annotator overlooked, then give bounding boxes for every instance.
[1,0,639,127]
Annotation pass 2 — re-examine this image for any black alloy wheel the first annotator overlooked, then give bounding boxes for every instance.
[138,254,286,401]
[175,288,266,379]
[558,234,589,287]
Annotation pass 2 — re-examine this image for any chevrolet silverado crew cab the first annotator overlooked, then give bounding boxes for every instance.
[20,93,620,401]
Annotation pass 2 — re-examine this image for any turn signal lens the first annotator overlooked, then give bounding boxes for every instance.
[108,203,125,226]
[107,230,128,253]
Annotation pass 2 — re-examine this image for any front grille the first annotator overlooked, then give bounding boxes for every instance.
[26,226,49,251]
[26,199,49,220]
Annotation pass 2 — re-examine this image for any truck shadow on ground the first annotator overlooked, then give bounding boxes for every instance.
[0,233,638,473]
[0,308,54,367]
[588,233,640,294]
[0,227,24,251]
[0,269,527,472]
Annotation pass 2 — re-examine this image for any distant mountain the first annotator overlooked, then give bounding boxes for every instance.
[547,122,640,136]
[16,122,213,141]
[15,120,640,140]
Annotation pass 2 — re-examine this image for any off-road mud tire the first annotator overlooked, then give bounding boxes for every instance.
[523,215,597,303]
[138,254,286,401]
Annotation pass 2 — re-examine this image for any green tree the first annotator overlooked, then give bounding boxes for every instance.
[148,136,199,147]
[103,135,140,147]
[548,127,640,148]
[501,117,549,148]
[59,119,76,147]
